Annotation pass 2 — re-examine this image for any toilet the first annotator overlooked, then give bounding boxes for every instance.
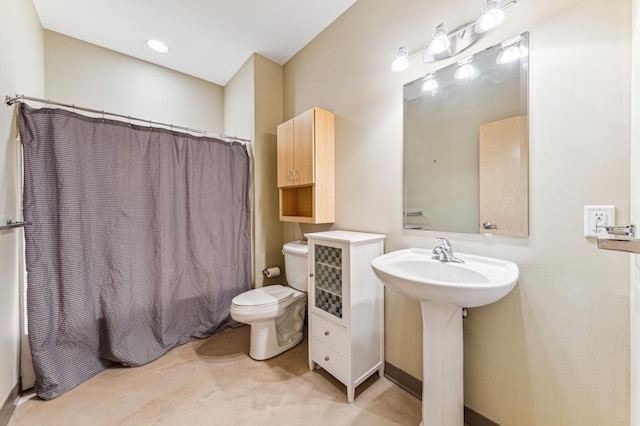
[230,241,309,360]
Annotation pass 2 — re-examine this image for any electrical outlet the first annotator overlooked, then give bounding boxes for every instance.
[584,205,615,238]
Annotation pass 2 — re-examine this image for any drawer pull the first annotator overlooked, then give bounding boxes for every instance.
[324,330,330,336]
[324,356,330,362]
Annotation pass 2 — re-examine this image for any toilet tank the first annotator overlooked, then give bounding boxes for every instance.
[283,241,309,292]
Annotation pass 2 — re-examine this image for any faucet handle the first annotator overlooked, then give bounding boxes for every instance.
[435,237,452,251]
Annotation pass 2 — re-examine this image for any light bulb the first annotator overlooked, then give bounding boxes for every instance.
[391,47,410,72]
[427,24,450,56]
[496,46,521,64]
[427,34,450,56]
[454,63,475,80]
[421,77,438,93]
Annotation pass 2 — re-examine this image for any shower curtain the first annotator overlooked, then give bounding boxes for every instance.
[18,104,251,400]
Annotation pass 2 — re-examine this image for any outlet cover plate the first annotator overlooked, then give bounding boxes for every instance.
[584,205,615,238]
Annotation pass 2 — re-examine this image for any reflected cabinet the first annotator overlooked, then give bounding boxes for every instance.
[306,230,385,402]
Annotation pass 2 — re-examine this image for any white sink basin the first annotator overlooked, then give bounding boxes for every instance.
[371,248,519,308]
[372,247,519,425]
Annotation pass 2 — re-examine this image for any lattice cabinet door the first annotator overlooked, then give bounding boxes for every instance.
[306,230,385,403]
[314,244,343,319]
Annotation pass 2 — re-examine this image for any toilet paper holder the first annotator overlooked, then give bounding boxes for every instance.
[262,266,281,278]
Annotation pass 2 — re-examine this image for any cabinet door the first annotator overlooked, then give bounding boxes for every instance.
[293,108,315,186]
[277,118,294,187]
[313,244,343,320]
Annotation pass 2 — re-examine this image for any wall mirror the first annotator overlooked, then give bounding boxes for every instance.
[403,32,529,237]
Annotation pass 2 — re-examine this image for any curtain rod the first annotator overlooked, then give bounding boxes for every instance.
[5,94,251,144]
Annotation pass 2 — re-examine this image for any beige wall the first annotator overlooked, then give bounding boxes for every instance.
[0,0,44,407]
[225,54,283,288]
[225,56,258,284]
[252,55,284,287]
[283,0,631,424]
[44,31,224,132]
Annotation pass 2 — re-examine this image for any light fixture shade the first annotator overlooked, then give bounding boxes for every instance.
[427,24,451,56]
[421,77,438,92]
[146,39,170,53]
[454,63,475,80]
[496,46,521,64]
[475,1,505,33]
[427,35,450,55]
[391,47,410,72]
[496,35,528,64]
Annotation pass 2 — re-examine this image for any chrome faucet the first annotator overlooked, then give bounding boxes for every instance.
[432,238,465,263]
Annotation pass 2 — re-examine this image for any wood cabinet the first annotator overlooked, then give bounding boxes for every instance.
[277,108,334,224]
[305,230,385,402]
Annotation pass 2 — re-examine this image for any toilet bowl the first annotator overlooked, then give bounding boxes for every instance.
[230,241,308,360]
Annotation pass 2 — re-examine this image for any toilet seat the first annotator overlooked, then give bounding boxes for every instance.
[232,285,294,309]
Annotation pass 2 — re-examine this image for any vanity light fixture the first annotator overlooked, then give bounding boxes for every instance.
[146,39,170,53]
[391,46,411,72]
[420,74,439,93]
[454,58,476,80]
[391,0,517,71]
[475,0,505,34]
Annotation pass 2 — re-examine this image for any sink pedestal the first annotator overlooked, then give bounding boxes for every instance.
[420,301,464,426]
[370,248,519,426]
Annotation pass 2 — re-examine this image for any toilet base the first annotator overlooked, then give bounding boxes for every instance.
[249,320,304,360]
[248,297,307,360]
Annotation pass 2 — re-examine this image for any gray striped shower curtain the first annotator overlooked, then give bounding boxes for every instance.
[18,104,251,400]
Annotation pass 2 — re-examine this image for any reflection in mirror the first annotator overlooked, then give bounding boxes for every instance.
[403,33,529,237]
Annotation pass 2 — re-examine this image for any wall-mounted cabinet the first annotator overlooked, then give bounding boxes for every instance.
[306,230,385,402]
[277,108,334,224]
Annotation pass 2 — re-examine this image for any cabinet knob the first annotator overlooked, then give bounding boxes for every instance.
[294,170,299,181]
[309,273,314,277]
[324,330,330,336]
[287,170,293,182]
[324,356,330,362]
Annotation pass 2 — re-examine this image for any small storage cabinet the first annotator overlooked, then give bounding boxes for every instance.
[277,107,334,224]
[305,230,385,402]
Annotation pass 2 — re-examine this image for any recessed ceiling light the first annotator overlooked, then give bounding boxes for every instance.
[146,39,170,53]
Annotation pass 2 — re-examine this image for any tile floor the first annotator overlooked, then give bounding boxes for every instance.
[9,326,422,425]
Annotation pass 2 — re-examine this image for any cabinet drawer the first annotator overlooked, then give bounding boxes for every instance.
[311,314,348,356]
[312,338,348,383]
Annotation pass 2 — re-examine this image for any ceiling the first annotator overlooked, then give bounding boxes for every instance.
[32,0,358,86]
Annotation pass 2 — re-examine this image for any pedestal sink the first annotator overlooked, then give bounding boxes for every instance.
[371,248,519,426]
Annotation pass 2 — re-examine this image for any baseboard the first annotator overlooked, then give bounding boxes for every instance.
[384,362,499,426]
[464,406,500,426]
[384,361,422,399]
[0,379,21,426]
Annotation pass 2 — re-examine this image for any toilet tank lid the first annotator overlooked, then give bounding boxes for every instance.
[283,240,308,255]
